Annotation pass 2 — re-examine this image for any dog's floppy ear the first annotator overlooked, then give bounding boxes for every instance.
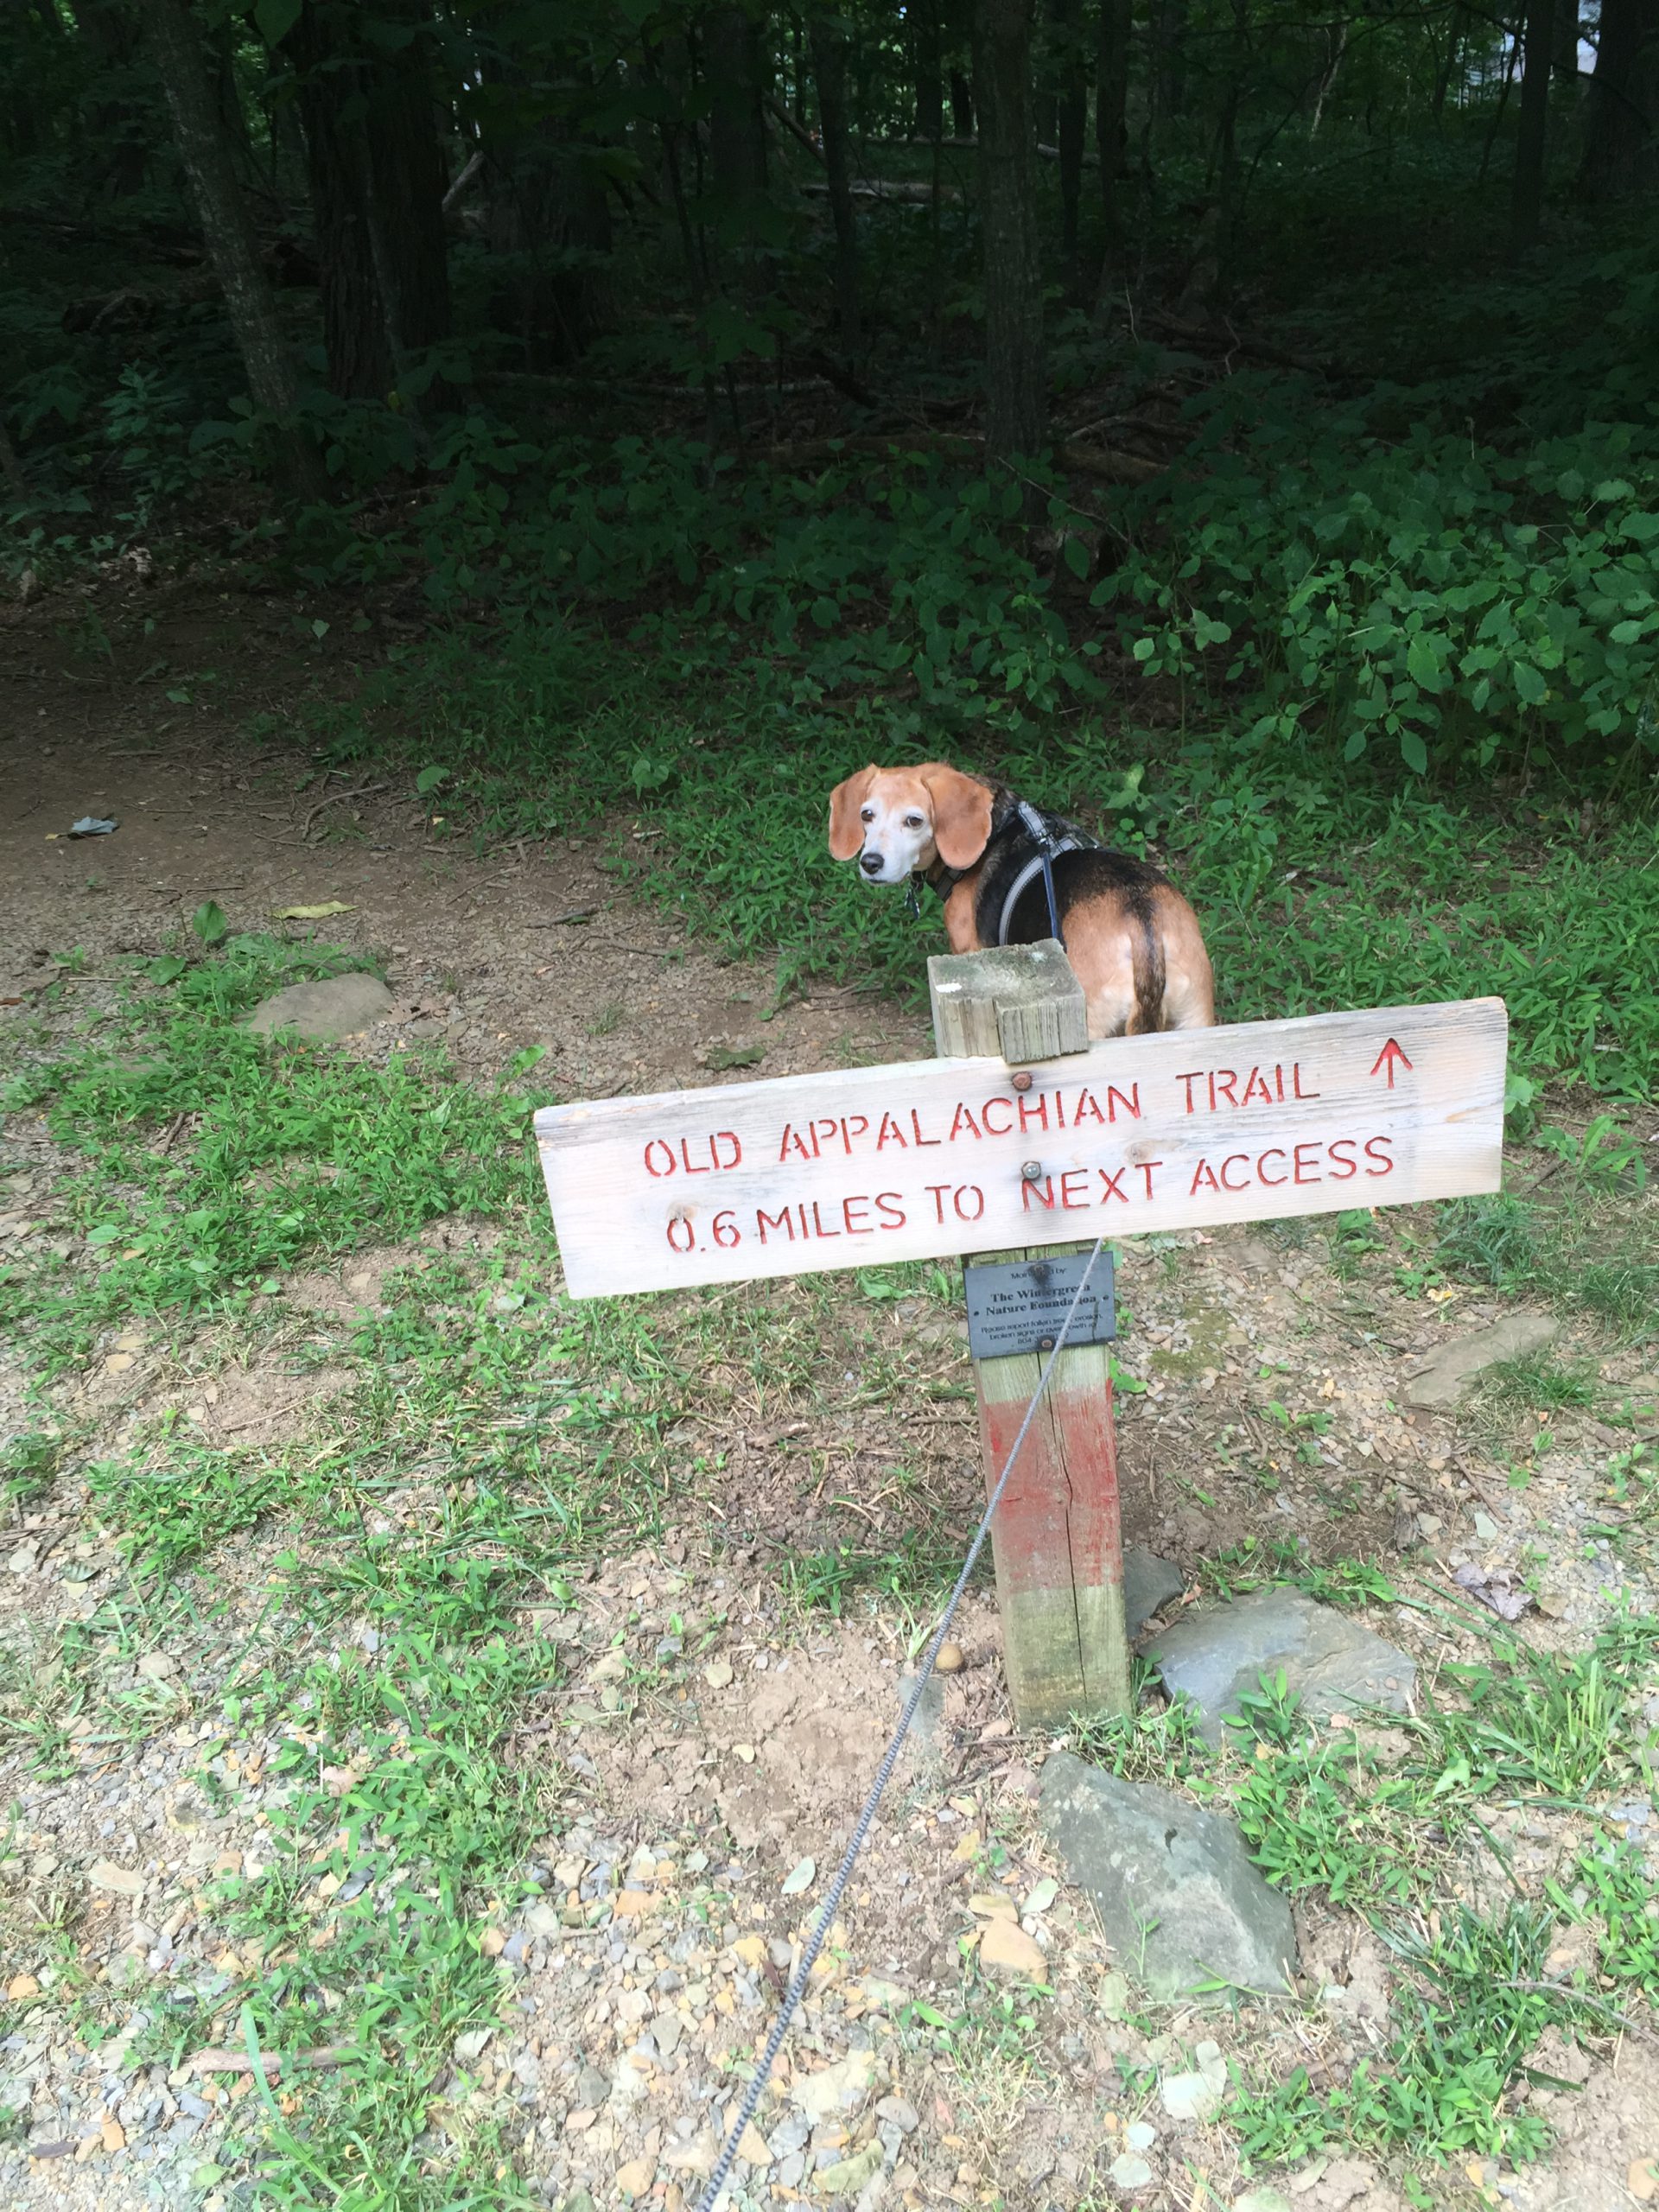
[919,764,994,869]
[827,766,878,860]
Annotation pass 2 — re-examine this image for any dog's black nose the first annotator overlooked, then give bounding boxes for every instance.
[859,851,883,876]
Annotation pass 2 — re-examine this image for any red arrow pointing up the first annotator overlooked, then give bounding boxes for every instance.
[1370,1038,1414,1088]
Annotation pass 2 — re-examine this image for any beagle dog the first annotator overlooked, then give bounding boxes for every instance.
[828,761,1215,1038]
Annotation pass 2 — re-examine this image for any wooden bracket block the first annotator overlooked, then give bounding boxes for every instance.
[932,945,1130,1729]
[927,939,1089,1064]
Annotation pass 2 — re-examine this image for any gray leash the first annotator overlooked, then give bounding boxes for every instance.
[694,1231,1110,2212]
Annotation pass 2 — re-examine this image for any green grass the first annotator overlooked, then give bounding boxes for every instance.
[0,933,554,1371]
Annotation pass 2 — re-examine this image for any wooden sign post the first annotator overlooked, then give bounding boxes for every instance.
[534,975,1508,1730]
[929,944,1130,1724]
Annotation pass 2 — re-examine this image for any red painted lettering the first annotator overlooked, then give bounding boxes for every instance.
[981,1096,1014,1136]
[1060,1169,1088,1210]
[1097,1166,1128,1204]
[1294,1141,1322,1185]
[1328,1139,1357,1180]
[925,1183,951,1223]
[875,1192,906,1230]
[1071,1085,1105,1126]
[712,1211,740,1249]
[1210,1070,1238,1109]
[1294,1062,1320,1100]
[953,1185,984,1221]
[779,1123,812,1164]
[1136,1159,1162,1198]
[713,1129,741,1170]
[756,1205,794,1243]
[875,1112,907,1149]
[666,1214,695,1253]
[842,1195,874,1236]
[1108,1083,1141,1122]
[809,1200,841,1239]
[1274,1063,1286,1102]
[678,1136,709,1175]
[1258,1147,1288,1185]
[1189,1159,1221,1193]
[1220,1153,1250,1191]
[644,1139,677,1178]
[910,1108,943,1147]
[813,1118,838,1157]
[1241,1066,1274,1108]
[1364,1135,1395,1177]
[1177,1072,1203,1113]
[839,1115,868,1154]
[1018,1091,1050,1133]
[949,1102,982,1141]
[1021,1176,1058,1211]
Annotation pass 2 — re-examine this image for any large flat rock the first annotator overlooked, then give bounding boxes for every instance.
[245,974,393,1042]
[1402,1313,1559,1409]
[1040,1750,1295,1998]
[1146,1587,1414,1745]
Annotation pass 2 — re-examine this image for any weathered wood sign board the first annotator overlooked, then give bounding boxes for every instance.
[536,997,1508,1300]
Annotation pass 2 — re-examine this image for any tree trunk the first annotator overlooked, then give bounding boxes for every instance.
[1050,0,1087,275]
[1094,0,1131,301]
[1153,0,1187,121]
[137,0,325,499]
[289,2,449,403]
[1579,0,1659,198]
[1309,23,1347,136]
[917,0,945,136]
[706,5,769,208]
[810,14,861,356]
[1553,0,1580,83]
[974,0,1046,461]
[1510,0,1554,249]
[66,0,149,194]
[950,68,976,134]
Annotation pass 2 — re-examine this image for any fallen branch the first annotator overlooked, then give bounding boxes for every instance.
[302,783,388,838]
[766,97,825,167]
[190,2045,355,2077]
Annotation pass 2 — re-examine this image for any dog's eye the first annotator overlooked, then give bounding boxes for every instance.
[904,814,925,830]
[860,806,874,823]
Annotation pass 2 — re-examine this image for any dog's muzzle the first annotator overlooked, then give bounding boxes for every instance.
[859,851,885,877]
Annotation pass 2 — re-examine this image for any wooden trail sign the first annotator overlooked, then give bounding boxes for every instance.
[534,996,1508,1300]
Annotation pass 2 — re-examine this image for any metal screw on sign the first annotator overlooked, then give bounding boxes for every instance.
[1011,1070,1033,1092]
[1021,1159,1042,1181]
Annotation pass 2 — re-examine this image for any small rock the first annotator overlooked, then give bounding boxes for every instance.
[736,2122,771,2165]
[1125,1548,1185,1636]
[875,2097,918,2134]
[99,2118,125,2153]
[703,1660,734,1689]
[136,1653,178,1681]
[934,1641,965,1674]
[7,1974,41,2001]
[613,2157,654,2198]
[1098,1969,1131,2019]
[1160,2069,1223,2122]
[86,1859,145,1898]
[780,1856,816,1896]
[977,1917,1048,1981]
[612,1888,654,1919]
[245,974,394,1042]
[791,2049,874,2122]
[1630,2159,1659,2205]
[1402,1313,1559,1409]
[899,1670,946,1781]
[1124,2122,1157,2152]
[1110,2153,1154,2189]
[1147,1588,1415,1745]
[1040,1751,1295,1998]
[577,2064,610,2107]
[651,2011,683,2059]
[816,2143,882,2196]
[1232,2191,1293,2212]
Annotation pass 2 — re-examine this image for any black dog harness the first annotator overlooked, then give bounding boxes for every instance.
[912,788,1102,944]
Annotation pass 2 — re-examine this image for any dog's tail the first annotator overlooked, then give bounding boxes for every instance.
[1129,894,1166,1033]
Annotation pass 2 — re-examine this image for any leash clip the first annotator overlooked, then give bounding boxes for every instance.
[905,875,924,920]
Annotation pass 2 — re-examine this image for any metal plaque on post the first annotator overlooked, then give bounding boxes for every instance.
[963,1249,1116,1362]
